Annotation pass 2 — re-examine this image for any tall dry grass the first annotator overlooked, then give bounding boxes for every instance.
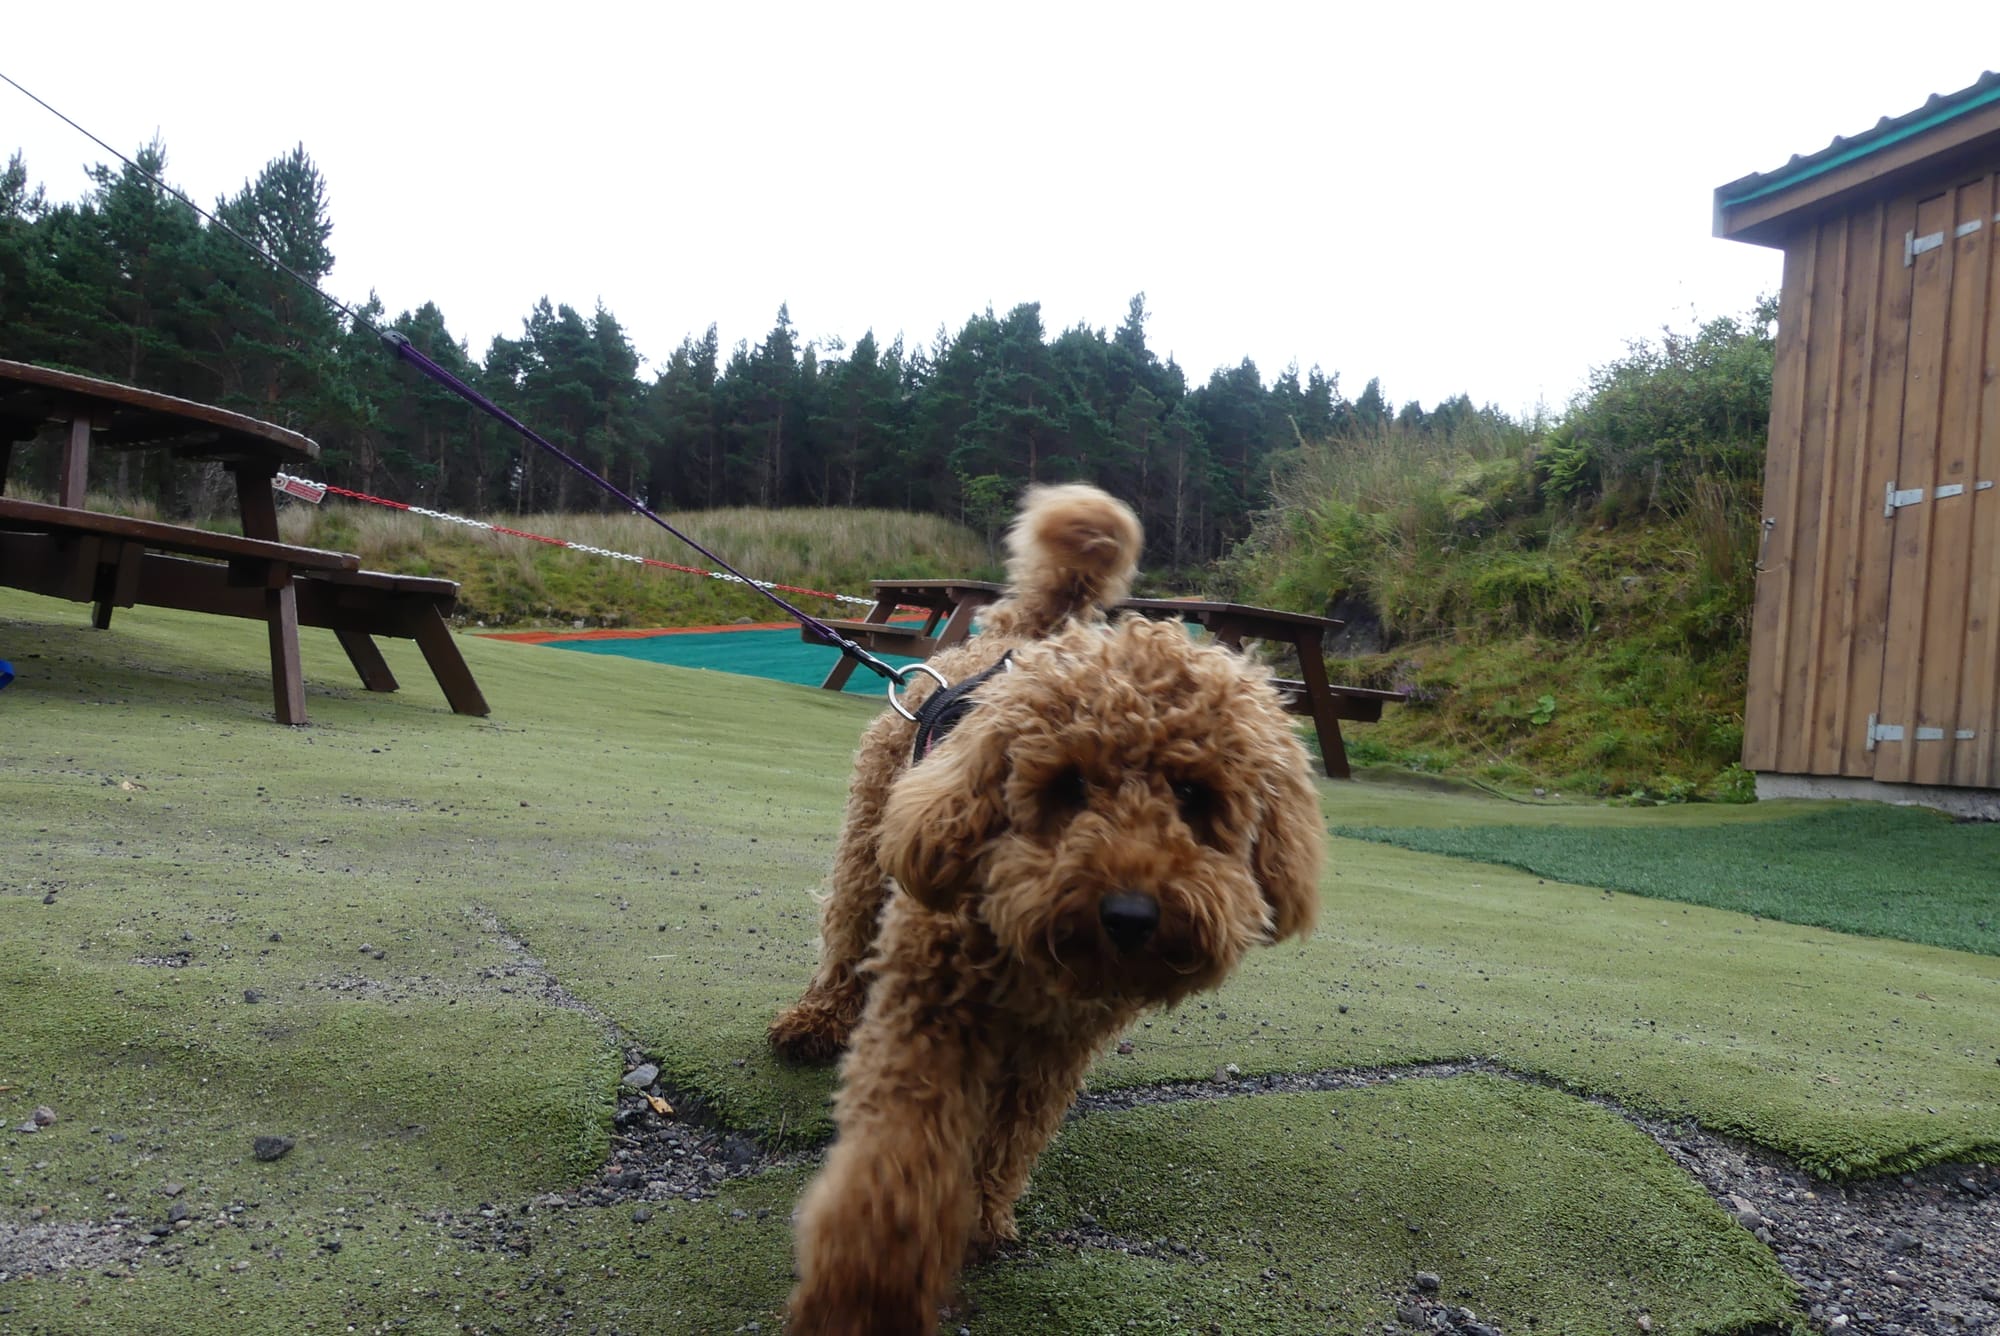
[273,500,997,627]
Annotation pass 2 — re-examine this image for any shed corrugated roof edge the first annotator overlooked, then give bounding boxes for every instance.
[1716,69,2000,209]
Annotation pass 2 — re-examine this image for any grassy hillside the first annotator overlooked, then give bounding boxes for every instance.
[1222,312,1772,801]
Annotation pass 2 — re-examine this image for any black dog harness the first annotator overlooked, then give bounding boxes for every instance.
[910,653,1013,762]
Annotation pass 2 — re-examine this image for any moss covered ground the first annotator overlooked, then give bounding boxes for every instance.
[2,587,1994,1331]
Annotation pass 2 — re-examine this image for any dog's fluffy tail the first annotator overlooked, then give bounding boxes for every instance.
[981,484,1142,639]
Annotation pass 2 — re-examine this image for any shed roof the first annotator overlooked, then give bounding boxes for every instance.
[1714,70,2000,247]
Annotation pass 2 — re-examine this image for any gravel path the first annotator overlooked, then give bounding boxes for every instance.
[1069,1059,2000,1334]
[586,1055,2000,1334]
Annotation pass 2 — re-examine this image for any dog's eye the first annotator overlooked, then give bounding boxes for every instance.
[1045,768,1088,813]
[1173,779,1218,842]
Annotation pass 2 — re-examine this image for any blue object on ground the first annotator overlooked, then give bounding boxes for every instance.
[0,660,13,689]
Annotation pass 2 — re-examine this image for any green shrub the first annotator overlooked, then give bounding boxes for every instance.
[1708,763,1758,804]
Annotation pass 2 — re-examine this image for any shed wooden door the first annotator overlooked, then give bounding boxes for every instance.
[1745,170,2000,789]
[1871,177,2000,787]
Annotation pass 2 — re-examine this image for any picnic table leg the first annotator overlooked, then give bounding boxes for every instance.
[89,539,144,630]
[265,575,309,725]
[412,610,491,716]
[59,415,92,508]
[1289,633,1349,780]
[335,630,401,693]
[930,596,984,652]
[232,465,283,541]
[818,653,864,692]
[818,597,899,691]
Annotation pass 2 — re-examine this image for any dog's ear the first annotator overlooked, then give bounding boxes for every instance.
[1250,755,1324,942]
[876,732,1008,912]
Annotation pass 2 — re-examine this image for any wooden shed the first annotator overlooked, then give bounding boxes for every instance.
[1715,72,2000,817]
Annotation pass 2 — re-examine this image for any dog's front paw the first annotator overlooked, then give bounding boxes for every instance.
[766,995,858,1064]
[789,1278,930,1336]
[967,1207,1020,1262]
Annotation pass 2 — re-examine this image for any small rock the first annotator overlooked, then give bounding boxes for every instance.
[632,1206,653,1224]
[1415,1271,1440,1293]
[168,1202,189,1223]
[622,1063,660,1089]
[162,1182,185,1198]
[42,892,56,904]
[358,943,374,954]
[1638,1316,1653,1333]
[243,990,264,1004]
[1115,1040,1134,1055]
[251,1135,294,1162]
[31,1106,56,1127]
[13,1122,37,1134]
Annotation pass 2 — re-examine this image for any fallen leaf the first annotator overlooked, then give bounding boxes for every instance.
[645,1094,673,1116]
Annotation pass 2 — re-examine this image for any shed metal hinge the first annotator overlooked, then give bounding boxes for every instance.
[1866,714,1903,750]
[1956,218,1985,238]
[1915,727,1946,742]
[1956,729,1978,741]
[1906,229,1946,264]
[1887,479,1994,513]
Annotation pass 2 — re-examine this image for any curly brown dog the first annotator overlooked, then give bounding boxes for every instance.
[770,484,1325,1336]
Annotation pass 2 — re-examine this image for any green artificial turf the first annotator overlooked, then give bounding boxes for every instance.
[977,1076,1799,1335]
[4,1170,805,1335]
[1333,803,2000,956]
[2,587,1997,1332]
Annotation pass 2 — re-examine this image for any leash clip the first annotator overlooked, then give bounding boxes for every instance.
[886,664,950,721]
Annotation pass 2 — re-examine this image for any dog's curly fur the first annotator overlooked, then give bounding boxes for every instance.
[770,485,1324,1336]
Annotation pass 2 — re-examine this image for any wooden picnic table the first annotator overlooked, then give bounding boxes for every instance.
[805,577,1406,779]
[0,360,488,723]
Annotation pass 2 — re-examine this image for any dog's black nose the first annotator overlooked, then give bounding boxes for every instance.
[1098,891,1160,951]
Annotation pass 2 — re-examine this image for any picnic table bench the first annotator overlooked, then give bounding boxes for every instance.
[0,360,488,723]
[806,577,1407,779]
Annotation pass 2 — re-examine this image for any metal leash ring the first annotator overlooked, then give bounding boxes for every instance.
[887,663,950,721]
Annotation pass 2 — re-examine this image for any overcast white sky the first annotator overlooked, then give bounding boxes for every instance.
[5,4,1998,419]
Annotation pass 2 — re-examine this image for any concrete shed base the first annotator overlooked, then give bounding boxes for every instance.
[1755,772,2000,822]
